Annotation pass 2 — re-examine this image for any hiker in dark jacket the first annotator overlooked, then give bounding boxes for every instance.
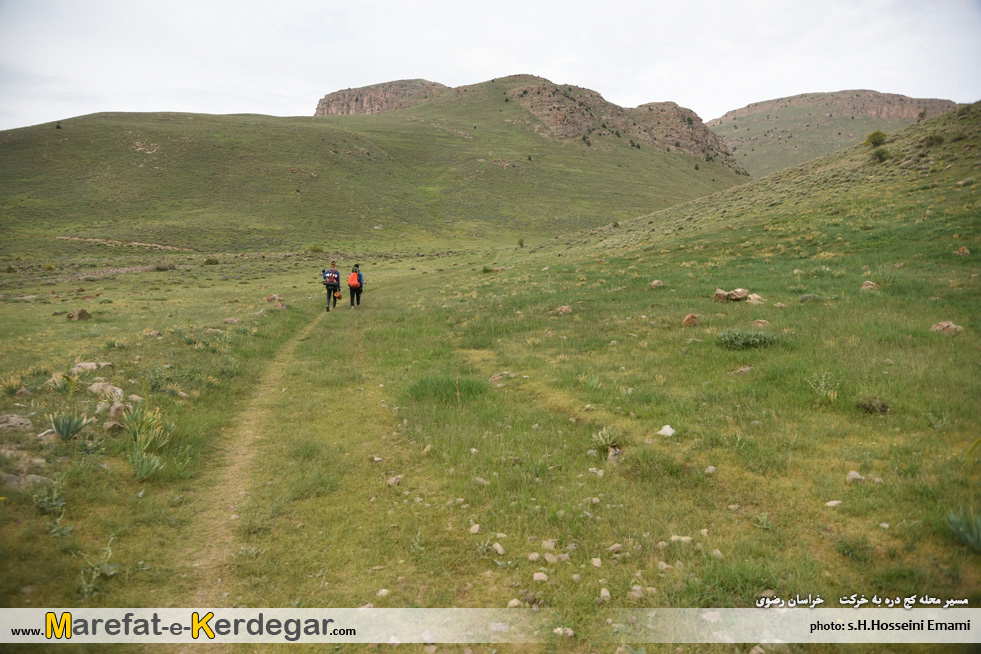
[348,264,363,308]
[322,261,341,311]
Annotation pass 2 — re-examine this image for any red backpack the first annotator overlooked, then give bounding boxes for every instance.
[347,271,361,289]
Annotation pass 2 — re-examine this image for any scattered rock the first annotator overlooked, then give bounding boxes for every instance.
[107,402,130,423]
[657,425,676,437]
[469,524,481,534]
[67,309,91,321]
[682,313,699,327]
[225,317,241,324]
[704,466,716,475]
[552,627,574,637]
[2,473,54,489]
[599,588,611,604]
[712,549,723,559]
[88,382,123,398]
[608,543,623,554]
[0,415,32,432]
[825,501,842,507]
[492,542,505,555]
[650,280,665,289]
[266,294,284,302]
[714,288,750,302]
[930,321,963,334]
[773,302,786,309]
[528,552,540,562]
[751,320,770,328]
[387,475,403,487]
[15,387,30,397]
[556,306,573,314]
[533,572,548,582]
[127,394,144,403]
[846,470,865,483]
[507,598,522,608]
[541,539,556,550]
[728,504,741,511]
[377,589,389,598]
[70,362,113,374]
[861,280,878,291]
[658,561,672,571]
[591,558,602,568]
[670,535,692,544]
[955,246,971,256]
[746,294,766,305]
[474,477,490,486]
[543,553,558,564]
[728,366,752,375]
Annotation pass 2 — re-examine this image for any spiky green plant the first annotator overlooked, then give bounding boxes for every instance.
[48,412,93,440]
[128,447,165,481]
[948,509,981,552]
[591,425,624,452]
[119,404,170,451]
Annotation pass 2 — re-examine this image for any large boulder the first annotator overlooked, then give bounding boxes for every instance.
[0,414,32,432]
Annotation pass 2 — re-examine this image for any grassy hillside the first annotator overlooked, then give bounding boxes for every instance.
[0,103,977,652]
[708,91,959,178]
[0,82,745,260]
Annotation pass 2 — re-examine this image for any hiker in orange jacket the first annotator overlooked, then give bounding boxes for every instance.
[347,264,364,308]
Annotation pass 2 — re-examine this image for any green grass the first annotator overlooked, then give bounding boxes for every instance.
[0,101,978,653]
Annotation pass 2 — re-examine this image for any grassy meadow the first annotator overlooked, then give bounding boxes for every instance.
[0,102,979,653]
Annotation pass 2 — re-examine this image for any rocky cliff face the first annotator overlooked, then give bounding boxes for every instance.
[314,79,447,116]
[502,76,741,172]
[708,90,958,126]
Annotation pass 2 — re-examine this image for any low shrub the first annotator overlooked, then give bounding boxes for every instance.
[717,329,776,350]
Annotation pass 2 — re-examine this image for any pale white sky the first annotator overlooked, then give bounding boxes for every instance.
[1,0,979,131]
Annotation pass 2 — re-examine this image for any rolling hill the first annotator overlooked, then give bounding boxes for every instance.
[0,75,746,259]
[708,90,959,178]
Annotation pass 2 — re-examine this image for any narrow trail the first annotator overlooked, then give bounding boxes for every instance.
[173,311,326,609]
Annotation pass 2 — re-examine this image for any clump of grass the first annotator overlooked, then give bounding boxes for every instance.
[48,412,94,440]
[203,256,219,265]
[717,329,776,350]
[0,373,22,396]
[408,374,485,404]
[591,425,623,452]
[104,338,125,349]
[948,510,981,552]
[46,373,80,396]
[856,395,890,414]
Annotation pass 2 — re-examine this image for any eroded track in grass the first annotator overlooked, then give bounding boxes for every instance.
[173,311,328,609]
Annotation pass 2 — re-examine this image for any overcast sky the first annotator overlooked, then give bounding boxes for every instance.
[1,0,979,131]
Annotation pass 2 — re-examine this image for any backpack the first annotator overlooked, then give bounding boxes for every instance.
[324,269,339,285]
[348,272,361,289]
